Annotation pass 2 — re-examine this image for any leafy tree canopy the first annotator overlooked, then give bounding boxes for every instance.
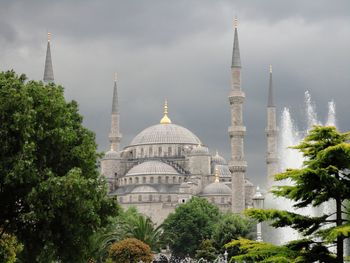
[162,197,220,258]
[0,230,23,263]
[107,238,153,263]
[0,71,119,262]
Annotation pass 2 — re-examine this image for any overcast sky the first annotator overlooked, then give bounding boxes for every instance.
[1,0,349,187]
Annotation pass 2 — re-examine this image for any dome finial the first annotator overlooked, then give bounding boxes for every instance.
[269,64,272,73]
[47,32,51,42]
[214,167,220,183]
[160,99,172,124]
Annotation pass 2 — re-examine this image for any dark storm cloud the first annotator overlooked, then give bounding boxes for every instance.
[1,0,350,187]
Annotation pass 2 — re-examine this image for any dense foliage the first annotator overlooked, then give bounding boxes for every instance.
[0,231,23,263]
[107,238,153,263]
[0,71,119,262]
[232,126,350,263]
[162,197,252,259]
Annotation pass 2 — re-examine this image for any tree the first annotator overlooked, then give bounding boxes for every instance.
[236,126,350,262]
[195,239,217,261]
[162,197,220,258]
[212,213,253,252]
[0,71,119,262]
[107,238,153,263]
[0,231,23,263]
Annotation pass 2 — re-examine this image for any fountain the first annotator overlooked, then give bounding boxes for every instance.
[265,91,337,245]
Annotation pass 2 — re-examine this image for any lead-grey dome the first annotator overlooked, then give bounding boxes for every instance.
[129,123,201,146]
[211,152,227,165]
[214,165,231,178]
[131,185,158,193]
[201,182,232,196]
[126,161,179,176]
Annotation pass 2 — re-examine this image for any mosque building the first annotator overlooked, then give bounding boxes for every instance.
[43,20,277,225]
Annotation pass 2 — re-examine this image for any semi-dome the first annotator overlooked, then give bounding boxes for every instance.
[201,182,232,196]
[191,144,209,155]
[211,151,227,165]
[126,161,179,176]
[131,185,158,193]
[128,123,201,146]
[214,165,231,177]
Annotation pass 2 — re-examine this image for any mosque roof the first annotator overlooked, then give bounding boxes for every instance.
[104,149,120,159]
[201,182,232,196]
[126,161,179,176]
[190,144,209,155]
[131,185,158,193]
[211,151,227,165]
[215,164,231,177]
[128,123,201,146]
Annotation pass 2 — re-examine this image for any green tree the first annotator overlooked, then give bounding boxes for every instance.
[107,238,153,263]
[195,239,217,261]
[212,213,253,252]
[0,71,119,262]
[236,126,350,262]
[162,197,220,258]
[0,231,23,263]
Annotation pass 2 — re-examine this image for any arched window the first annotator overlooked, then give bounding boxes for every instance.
[168,146,172,156]
[149,195,153,202]
[173,176,176,183]
[149,147,153,157]
[150,177,154,183]
[158,176,161,184]
[158,147,162,156]
[165,176,169,184]
[167,195,171,202]
[221,197,225,204]
[138,195,142,202]
[140,148,144,158]
[159,195,162,202]
[129,178,132,184]
[129,195,132,202]
[143,177,146,183]
[179,177,182,183]
[178,146,182,156]
[136,177,139,184]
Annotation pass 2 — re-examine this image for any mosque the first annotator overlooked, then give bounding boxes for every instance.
[43,21,278,225]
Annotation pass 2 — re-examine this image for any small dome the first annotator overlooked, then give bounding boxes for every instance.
[128,123,201,146]
[131,185,158,193]
[191,145,209,155]
[104,149,120,159]
[126,161,179,176]
[201,182,232,196]
[211,151,227,165]
[215,165,231,178]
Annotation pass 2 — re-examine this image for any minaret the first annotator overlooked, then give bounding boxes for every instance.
[266,65,278,187]
[108,73,122,152]
[228,18,247,213]
[43,32,54,83]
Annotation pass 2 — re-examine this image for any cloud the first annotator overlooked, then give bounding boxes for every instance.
[1,0,349,187]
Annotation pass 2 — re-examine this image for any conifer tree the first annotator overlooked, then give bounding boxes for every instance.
[229,126,350,263]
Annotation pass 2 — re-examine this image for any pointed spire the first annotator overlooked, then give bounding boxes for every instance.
[268,64,275,107]
[43,32,54,83]
[160,100,172,124]
[112,73,118,113]
[231,18,241,68]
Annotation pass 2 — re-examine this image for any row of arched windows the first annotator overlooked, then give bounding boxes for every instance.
[119,194,173,203]
[119,176,183,186]
[131,145,184,159]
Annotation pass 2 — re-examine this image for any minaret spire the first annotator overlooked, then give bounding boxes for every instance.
[266,65,278,187]
[228,18,247,213]
[109,73,122,152]
[43,32,54,83]
[232,18,241,68]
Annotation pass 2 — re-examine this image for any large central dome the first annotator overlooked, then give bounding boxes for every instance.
[129,123,201,146]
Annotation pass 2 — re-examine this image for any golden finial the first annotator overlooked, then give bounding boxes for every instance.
[215,150,219,156]
[269,64,272,73]
[114,72,117,82]
[214,167,220,183]
[47,32,51,42]
[234,17,238,28]
[160,100,172,124]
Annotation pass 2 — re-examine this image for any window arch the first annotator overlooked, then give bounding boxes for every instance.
[138,195,142,202]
